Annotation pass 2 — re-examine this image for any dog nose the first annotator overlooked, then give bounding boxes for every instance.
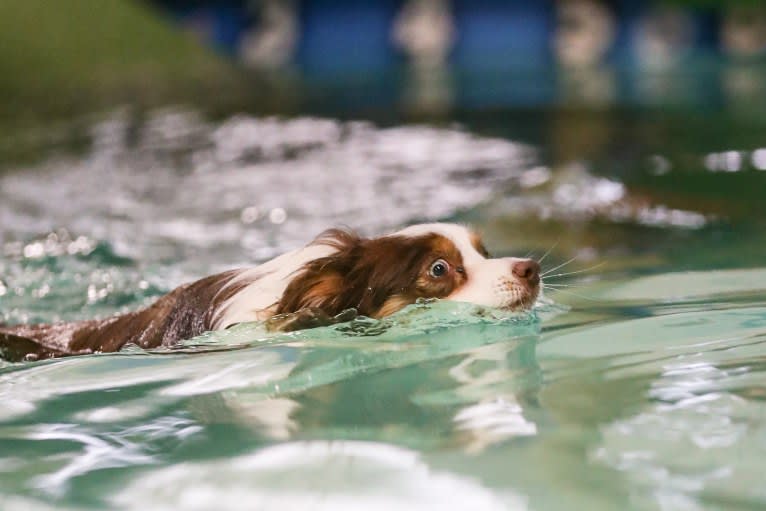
[512,259,540,286]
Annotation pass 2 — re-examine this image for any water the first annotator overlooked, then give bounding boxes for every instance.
[1,107,766,510]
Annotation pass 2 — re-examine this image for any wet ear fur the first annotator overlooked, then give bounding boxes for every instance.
[275,229,426,318]
[276,228,363,316]
[277,268,347,314]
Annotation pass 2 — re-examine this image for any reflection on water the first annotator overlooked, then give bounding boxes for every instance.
[1,107,766,510]
[2,274,766,510]
[112,441,527,511]
[0,302,543,508]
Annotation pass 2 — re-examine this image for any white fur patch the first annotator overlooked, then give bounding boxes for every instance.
[213,242,339,329]
[395,223,533,309]
[393,223,485,265]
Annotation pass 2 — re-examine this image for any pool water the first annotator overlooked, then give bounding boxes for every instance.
[1,107,766,510]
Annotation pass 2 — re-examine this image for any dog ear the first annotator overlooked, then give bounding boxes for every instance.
[276,229,365,316]
[277,230,437,318]
[277,267,348,315]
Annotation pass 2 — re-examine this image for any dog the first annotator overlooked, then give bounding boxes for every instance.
[0,223,540,361]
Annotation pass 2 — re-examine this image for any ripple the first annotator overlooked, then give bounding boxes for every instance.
[594,381,766,508]
[111,441,527,511]
[454,397,537,453]
[2,415,203,496]
[0,110,535,277]
[27,423,155,495]
[597,268,766,303]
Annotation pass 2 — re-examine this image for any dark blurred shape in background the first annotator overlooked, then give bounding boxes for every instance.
[155,0,766,67]
[149,0,766,110]
[3,0,766,126]
[0,1,250,121]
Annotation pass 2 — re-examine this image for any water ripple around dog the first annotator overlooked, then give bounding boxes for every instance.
[0,110,535,277]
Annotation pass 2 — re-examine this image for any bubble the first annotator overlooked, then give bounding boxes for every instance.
[722,151,742,172]
[649,154,671,175]
[751,148,766,170]
[23,242,45,259]
[519,166,551,188]
[240,206,260,224]
[269,208,287,225]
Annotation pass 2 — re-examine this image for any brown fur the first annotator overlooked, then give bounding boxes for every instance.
[0,270,247,362]
[376,295,416,318]
[276,229,466,318]
[1,228,477,361]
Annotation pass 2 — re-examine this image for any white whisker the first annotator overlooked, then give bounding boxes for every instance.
[543,262,605,280]
[537,240,559,265]
[541,255,578,277]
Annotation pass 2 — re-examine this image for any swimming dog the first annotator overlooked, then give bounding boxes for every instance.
[0,223,540,361]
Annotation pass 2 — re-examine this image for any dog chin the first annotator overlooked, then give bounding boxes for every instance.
[503,292,540,311]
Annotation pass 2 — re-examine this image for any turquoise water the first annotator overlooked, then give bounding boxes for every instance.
[1,109,766,510]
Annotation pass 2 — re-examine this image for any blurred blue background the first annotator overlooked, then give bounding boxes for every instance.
[150,0,763,109]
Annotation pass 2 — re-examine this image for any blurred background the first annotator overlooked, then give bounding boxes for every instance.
[3,3,766,510]
[5,0,766,117]
[4,0,766,117]
[1,0,766,305]
[2,0,765,278]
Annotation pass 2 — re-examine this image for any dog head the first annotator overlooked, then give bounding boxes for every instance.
[275,223,540,318]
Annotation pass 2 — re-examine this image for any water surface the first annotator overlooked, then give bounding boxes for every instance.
[1,108,765,510]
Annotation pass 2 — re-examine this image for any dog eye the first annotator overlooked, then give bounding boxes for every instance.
[429,259,449,277]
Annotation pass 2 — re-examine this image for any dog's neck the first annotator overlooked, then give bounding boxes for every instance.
[212,242,339,329]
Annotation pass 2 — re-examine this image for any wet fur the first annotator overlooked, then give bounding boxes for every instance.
[0,229,462,361]
[0,225,536,362]
[276,229,465,318]
[0,271,247,361]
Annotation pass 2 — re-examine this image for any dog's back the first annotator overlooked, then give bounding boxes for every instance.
[0,270,245,361]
